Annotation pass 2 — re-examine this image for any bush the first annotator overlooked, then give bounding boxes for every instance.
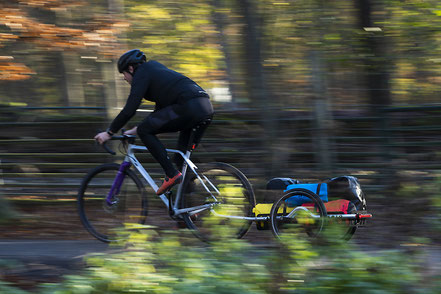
[40,226,272,294]
[2,224,440,293]
[396,174,441,240]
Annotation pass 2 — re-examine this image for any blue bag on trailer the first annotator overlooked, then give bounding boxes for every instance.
[284,183,328,207]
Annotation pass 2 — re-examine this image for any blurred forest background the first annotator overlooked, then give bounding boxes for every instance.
[1,0,441,292]
[0,0,441,244]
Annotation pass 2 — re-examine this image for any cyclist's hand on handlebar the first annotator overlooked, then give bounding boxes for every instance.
[94,131,112,145]
[123,126,137,136]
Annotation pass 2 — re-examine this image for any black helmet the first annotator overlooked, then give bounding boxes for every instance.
[117,49,146,73]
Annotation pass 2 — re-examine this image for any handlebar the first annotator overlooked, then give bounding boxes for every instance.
[102,141,116,155]
[110,134,137,141]
[99,134,137,155]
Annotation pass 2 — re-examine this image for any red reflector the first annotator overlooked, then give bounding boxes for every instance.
[358,214,372,219]
[192,144,196,150]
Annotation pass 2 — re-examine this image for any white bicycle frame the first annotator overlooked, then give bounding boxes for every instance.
[124,142,221,217]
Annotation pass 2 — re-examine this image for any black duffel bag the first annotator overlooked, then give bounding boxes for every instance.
[326,176,367,210]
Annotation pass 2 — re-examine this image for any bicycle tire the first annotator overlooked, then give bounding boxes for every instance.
[180,162,256,242]
[342,201,358,240]
[78,163,147,243]
[270,188,327,239]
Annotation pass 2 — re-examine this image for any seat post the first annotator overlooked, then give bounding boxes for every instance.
[186,126,198,152]
[186,118,211,152]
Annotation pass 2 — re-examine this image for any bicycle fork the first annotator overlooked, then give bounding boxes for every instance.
[106,161,131,206]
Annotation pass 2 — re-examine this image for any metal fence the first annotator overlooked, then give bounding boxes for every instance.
[1,105,440,203]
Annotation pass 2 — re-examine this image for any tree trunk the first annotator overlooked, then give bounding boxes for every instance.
[56,9,86,111]
[355,0,393,188]
[309,50,334,174]
[104,0,127,120]
[355,0,391,110]
[101,62,120,119]
[306,0,334,174]
[211,0,238,107]
[62,52,86,108]
[237,0,277,177]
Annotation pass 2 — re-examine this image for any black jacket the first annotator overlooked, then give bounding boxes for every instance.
[109,60,209,133]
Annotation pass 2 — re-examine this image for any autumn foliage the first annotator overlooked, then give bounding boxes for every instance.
[0,0,129,80]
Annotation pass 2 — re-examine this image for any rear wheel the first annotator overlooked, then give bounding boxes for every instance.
[180,162,256,242]
[270,188,327,240]
[77,163,147,242]
[342,202,357,240]
[326,202,358,240]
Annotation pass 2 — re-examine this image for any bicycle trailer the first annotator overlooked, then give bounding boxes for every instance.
[254,176,372,238]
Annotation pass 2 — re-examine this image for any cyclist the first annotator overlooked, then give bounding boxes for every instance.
[94,49,214,195]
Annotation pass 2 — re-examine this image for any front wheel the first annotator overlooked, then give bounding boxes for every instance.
[180,162,256,242]
[77,163,147,242]
[270,188,327,240]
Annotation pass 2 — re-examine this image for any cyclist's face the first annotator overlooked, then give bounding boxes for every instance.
[123,71,133,85]
[123,66,134,84]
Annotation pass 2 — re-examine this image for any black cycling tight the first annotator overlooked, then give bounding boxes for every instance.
[136,97,213,178]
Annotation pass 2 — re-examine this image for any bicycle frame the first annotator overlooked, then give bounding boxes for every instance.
[112,142,220,218]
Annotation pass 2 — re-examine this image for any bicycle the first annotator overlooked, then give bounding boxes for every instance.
[77,119,256,243]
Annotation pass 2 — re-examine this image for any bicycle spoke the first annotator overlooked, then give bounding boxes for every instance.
[78,164,147,242]
[179,162,256,242]
[270,189,327,240]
